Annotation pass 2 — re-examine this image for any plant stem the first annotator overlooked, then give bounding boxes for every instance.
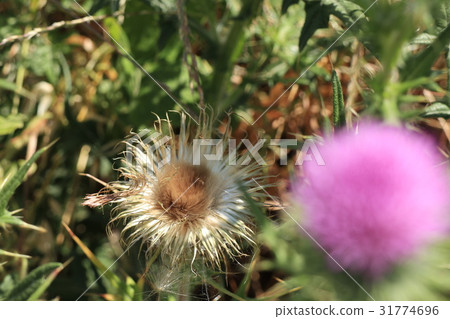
[381,71,400,124]
[209,0,262,115]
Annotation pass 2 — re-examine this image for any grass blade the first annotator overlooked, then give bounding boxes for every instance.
[62,222,121,289]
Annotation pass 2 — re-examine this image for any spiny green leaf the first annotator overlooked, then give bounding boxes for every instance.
[0,211,22,227]
[0,211,46,232]
[299,1,330,51]
[4,263,61,301]
[401,25,450,81]
[421,102,450,119]
[0,142,55,216]
[435,2,450,33]
[322,0,365,26]
[332,70,345,128]
[297,0,366,53]
[28,259,71,301]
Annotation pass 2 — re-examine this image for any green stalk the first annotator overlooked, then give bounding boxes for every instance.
[381,73,400,124]
[447,44,450,105]
[209,0,262,115]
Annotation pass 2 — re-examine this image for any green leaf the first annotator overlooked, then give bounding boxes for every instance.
[0,114,26,135]
[28,259,71,301]
[322,0,365,26]
[0,210,45,232]
[4,263,61,301]
[297,0,365,52]
[0,211,22,226]
[0,142,55,216]
[281,0,299,14]
[299,1,330,51]
[104,17,131,53]
[421,102,450,119]
[332,70,345,128]
[435,2,450,33]
[401,25,450,81]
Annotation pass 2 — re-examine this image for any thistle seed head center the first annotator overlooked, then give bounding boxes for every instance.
[155,162,215,221]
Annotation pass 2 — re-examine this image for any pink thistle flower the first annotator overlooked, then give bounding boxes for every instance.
[294,123,449,277]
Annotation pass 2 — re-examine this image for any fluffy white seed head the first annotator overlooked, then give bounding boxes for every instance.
[83,112,267,268]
